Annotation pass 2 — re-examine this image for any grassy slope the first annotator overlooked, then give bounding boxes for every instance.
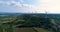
[14,28,52,32]
[34,28,52,32]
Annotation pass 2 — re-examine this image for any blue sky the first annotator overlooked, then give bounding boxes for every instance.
[0,0,60,13]
[0,0,40,13]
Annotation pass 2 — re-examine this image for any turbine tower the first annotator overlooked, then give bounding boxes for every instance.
[45,10,48,18]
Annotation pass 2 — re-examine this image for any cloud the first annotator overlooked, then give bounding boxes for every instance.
[22,4,38,13]
[20,4,45,13]
[37,0,60,13]
[10,1,22,7]
[0,0,46,13]
[0,1,22,7]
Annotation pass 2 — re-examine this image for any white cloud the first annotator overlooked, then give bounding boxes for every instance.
[22,4,38,13]
[10,1,22,7]
[37,0,60,13]
[0,0,46,13]
[0,1,22,7]
[21,4,46,13]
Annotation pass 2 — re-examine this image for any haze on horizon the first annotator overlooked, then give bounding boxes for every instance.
[0,0,60,14]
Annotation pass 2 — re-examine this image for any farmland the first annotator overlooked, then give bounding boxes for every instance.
[0,13,60,32]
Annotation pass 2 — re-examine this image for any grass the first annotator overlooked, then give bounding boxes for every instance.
[34,28,52,32]
[14,27,52,32]
[14,28,35,32]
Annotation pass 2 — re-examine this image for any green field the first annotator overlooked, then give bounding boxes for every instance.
[0,14,60,32]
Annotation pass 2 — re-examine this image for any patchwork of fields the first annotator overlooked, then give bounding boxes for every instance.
[0,14,60,32]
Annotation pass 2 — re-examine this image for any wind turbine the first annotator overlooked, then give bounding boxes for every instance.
[45,10,48,18]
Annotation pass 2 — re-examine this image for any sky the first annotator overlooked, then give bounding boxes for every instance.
[0,0,60,13]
